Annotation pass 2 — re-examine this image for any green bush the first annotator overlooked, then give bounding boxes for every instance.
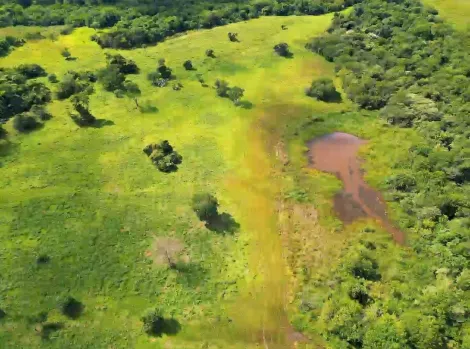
[143,140,182,172]
[13,113,40,132]
[305,78,341,102]
[273,42,290,57]
[141,308,165,336]
[105,53,139,74]
[48,73,58,83]
[16,64,47,79]
[192,193,219,222]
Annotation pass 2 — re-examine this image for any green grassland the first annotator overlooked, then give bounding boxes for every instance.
[422,0,470,30]
[0,14,347,348]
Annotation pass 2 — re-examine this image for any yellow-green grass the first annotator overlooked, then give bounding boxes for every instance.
[422,0,470,30]
[0,15,343,348]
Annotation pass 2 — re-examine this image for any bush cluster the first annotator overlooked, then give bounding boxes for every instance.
[143,140,182,172]
[214,79,244,105]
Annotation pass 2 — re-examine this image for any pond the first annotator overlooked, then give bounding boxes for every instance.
[307,132,405,244]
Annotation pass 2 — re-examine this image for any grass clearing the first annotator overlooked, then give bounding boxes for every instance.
[0,14,342,348]
[422,0,470,30]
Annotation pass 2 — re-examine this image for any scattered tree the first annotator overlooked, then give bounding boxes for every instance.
[48,73,58,83]
[61,48,74,61]
[123,80,141,108]
[215,79,230,97]
[228,32,238,42]
[60,296,83,319]
[16,64,47,79]
[105,53,139,74]
[183,60,193,70]
[227,86,244,106]
[98,65,125,92]
[274,43,291,57]
[141,308,165,336]
[70,92,96,126]
[205,49,215,58]
[13,113,40,132]
[192,193,219,222]
[143,140,182,172]
[305,78,341,102]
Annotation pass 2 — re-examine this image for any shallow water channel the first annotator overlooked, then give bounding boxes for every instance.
[307,132,405,244]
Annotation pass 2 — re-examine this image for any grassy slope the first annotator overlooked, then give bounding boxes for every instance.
[422,0,470,30]
[0,15,343,348]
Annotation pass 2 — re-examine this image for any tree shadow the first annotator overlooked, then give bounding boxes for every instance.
[284,52,294,59]
[139,103,159,113]
[238,100,254,109]
[92,119,115,128]
[151,318,181,337]
[205,213,240,234]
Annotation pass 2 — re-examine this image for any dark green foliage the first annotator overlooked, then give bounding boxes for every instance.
[97,64,125,92]
[227,86,244,105]
[147,64,174,87]
[70,92,96,126]
[61,48,72,60]
[0,66,51,122]
[105,53,139,74]
[36,254,50,264]
[273,42,290,57]
[215,80,245,105]
[13,113,40,132]
[141,308,164,335]
[205,49,215,58]
[214,79,229,97]
[48,73,58,83]
[192,193,219,222]
[228,32,238,42]
[60,297,83,319]
[305,78,341,102]
[0,36,24,57]
[143,140,182,172]
[16,64,47,79]
[183,60,193,70]
[0,308,5,320]
[56,71,95,100]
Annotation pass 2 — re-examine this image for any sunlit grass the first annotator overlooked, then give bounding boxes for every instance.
[422,0,470,30]
[0,15,340,348]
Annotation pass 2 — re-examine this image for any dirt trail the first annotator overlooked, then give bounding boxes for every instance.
[307,132,405,244]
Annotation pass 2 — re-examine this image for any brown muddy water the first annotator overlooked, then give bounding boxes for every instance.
[307,132,405,244]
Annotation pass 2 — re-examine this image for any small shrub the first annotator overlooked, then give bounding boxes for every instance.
[24,31,45,40]
[143,140,182,172]
[205,49,215,58]
[183,60,193,70]
[61,48,71,59]
[98,65,125,92]
[48,74,58,83]
[60,297,83,319]
[141,308,165,336]
[228,32,238,42]
[305,78,341,102]
[173,82,183,91]
[147,65,174,87]
[274,43,291,57]
[70,92,96,126]
[192,193,219,221]
[59,26,73,35]
[30,105,52,121]
[227,86,244,106]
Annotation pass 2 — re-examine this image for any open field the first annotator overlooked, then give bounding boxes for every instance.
[0,14,346,348]
[422,0,470,29]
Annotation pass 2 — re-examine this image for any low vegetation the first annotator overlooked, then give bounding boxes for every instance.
[305,78,341,102]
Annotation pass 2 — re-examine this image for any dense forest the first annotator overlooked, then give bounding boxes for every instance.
[294,0,470,347]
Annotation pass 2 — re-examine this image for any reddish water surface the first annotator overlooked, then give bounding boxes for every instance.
[307,132,405,244]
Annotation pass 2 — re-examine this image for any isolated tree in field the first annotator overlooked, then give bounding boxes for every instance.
[205,49,215,58]
[227,86,244,105]
[61,48,73,60]
[123,80,141,108]
[305,78,341,102]
[143,140,182,172]
[228,32,238,42]
[274,43,291,57]
[192,193,219,222]
[183,60,193,70]
[141,308,165,336]
[60,296,84,319]
[17,64,47,78]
